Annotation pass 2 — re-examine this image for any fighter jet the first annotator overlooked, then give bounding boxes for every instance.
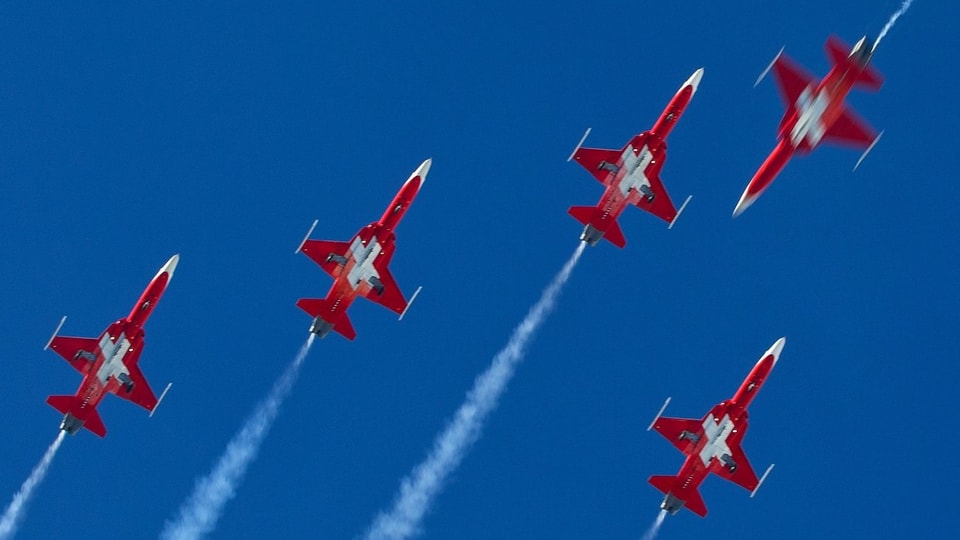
[295,159,428,340]
[647,338,784,517]
[566,68,701,247]
[44,255,178,437]
[735,36,885,216]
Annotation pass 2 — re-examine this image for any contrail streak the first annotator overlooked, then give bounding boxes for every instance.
[159,334,316,540]
[0,431,67,540]
[875,0,914,50]
[640,509,668,540]
[364,242,586,540]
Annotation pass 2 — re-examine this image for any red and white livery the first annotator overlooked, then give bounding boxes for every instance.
[567,68,701,247]
[735,36,885,216]
[647,337,784,517]
[44,255,178,438]
[296,159,428,340]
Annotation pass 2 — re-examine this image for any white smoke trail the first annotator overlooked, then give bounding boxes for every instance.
[364,242,586,540]
[875,0,914,50]
[159,334,316,540]
[640,509,668,540]
[0,431,67,540]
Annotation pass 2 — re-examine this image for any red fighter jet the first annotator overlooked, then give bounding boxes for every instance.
[44,255,178,437]
[295,159,429,340]
[734,35,885,216]
[566,68,701,247]
[647,337,784,517]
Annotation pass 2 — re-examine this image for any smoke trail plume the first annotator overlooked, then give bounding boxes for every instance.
[0,431,67,540]
[160,334,316,540]
[875,0,914,50]
[364,242,586,540]
[640,509,668,540]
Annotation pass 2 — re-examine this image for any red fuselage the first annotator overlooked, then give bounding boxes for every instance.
[649,338,783,517]
[297,160,428,340]
[47,255,177,437]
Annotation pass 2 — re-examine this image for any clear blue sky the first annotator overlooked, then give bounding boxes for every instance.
[1,1,956,538]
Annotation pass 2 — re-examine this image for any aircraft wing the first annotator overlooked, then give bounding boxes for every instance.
[300,239,352,279]
[772,54,817,122]
[364,264,407,315]
[635,165,678,224]
[652,416,704,454]
[571,147,623,184]
[823,106,876,149]
[48,335,100,374]
[710,439,760,492]
[112,348,159,412]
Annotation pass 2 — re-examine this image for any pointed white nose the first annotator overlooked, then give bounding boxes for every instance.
[159,254,180,280]
[684,67,705,94]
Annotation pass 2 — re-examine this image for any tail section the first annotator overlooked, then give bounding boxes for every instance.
[567,206,626,248]
[648,475,708,517]
[826,35,883,91]
[296,298,357,340]
[46,395,107,437]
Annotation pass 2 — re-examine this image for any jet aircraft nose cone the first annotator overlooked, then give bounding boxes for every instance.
[732,189,756,218]
[766,337,786,365]
[412,158,431,187]
[159,254,180,280]
[684,68,705,94]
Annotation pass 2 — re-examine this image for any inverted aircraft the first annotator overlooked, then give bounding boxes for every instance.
[296,160,428,340]
[45,255,178,437]
[647,338,783,517]
[566,68,701,247]
[735,36,884,216]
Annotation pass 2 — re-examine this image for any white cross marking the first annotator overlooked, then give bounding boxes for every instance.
[790,86,830,148]
[95,332,132,385]
[616,144,654,197]
[698,413,736,466]
[346,235,382,291]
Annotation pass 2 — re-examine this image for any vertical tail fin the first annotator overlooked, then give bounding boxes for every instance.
[296,298,357,340]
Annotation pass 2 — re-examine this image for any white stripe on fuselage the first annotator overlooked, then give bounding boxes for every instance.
[346,235,382,290]
[616,144,654,197]
[95,332,132,385]
[698,413,735,466]
[790,86,829,148]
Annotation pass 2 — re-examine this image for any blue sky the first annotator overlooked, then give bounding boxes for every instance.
[1,1,957,538]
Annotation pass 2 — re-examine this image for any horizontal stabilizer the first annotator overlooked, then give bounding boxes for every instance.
[648,474,675,496]
[296,298,357,340]
[567,206,626,248]
[648,475,707,517]
[825,35,883,91]
[46,395,107,437]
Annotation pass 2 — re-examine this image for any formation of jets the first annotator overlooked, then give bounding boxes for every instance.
[33,30,896,521]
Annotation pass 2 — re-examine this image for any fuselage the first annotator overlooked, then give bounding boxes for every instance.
[736,39,877,217]
[68,321,143,424]
[667,401,750,506]
[320,174,420,311]
[590,135,667,232]
[657,339,782,514]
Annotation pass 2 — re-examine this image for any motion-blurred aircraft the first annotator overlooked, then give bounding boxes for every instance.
[296,160,428,340]
[647,338,783,517]
[735,36,884,216]
[566,68,701,247]
[45,255,178,437]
